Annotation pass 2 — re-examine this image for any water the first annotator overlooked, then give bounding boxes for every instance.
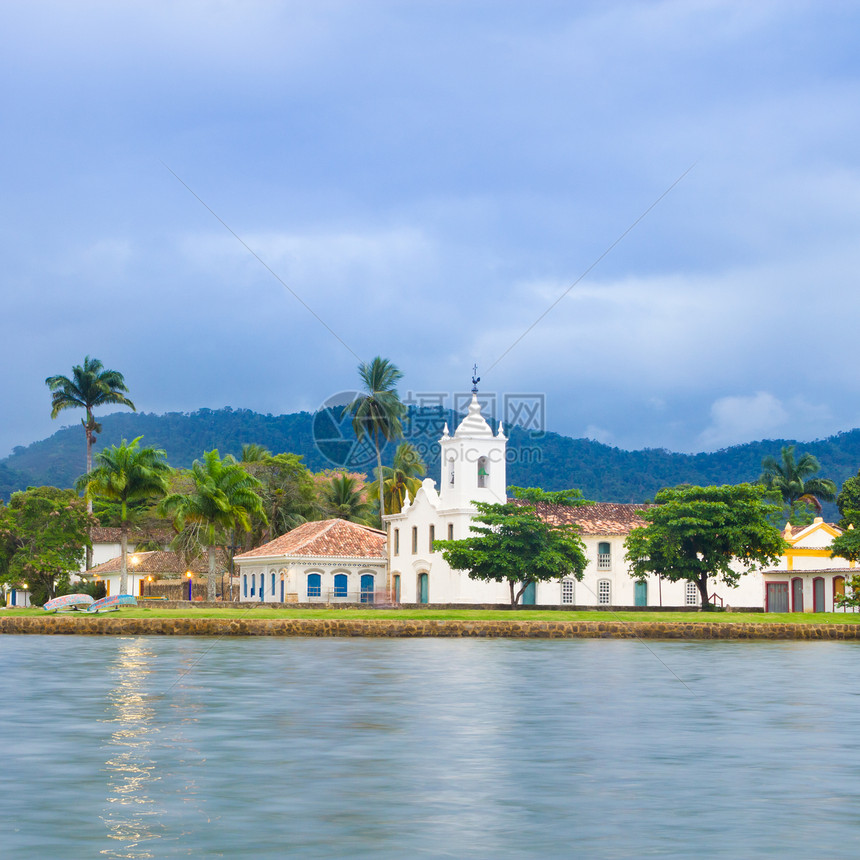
[1,636,859,859]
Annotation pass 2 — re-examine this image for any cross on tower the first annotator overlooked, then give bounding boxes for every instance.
[471,364,481,394]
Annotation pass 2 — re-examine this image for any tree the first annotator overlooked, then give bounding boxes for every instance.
[159,450,266,601]
[368,442,427,515]
[77,437,171,595]
[434,499,589,606]
[759,445,837,518]
[322,474,375,525]
[342,357,406,527]
[0,487,92,605]
[45,356,135,569]
[625,484,786,610]
[836,471,860,528]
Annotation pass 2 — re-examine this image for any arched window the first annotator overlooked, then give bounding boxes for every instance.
[393,529,400,555]
[360,573,375,604]
[243,574,248,598]
[685,581,699,606]
[598,579,611,605]
[271,571,276,596]
[259,573,265,601]
[597,542,611,570]
[250,575,255,597]
[334,573,348,598]
[561,578,575,605]
[448,457,456,485]
[307,573,322,599]
[477,456,489,488]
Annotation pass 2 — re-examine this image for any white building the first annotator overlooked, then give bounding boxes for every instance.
[234,519,387,603]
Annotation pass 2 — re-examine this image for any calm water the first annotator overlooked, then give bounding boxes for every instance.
[1,635,859,858]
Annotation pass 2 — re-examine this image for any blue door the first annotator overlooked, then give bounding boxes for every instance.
[634,580,647,607]
[418,573,429,604]
[280,577,284,603]
[307,573,321,599]
[334,573,348,598]
[360,574,374,604]
[522,581,536,605]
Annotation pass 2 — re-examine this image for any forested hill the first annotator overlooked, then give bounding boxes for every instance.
[2,406,860,505]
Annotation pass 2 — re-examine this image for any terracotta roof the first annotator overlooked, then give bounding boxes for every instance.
[511,500,649,535]
[90,527,173,544]
[235,519,386,561]
[88,549,230,576]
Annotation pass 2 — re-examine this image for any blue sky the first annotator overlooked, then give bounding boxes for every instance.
[3,1,860,458]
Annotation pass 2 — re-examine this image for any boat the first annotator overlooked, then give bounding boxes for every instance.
[43,593,95,612]
[87,594,138,613]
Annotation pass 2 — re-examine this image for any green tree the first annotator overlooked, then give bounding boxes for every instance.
[76,437,172,595]
[434,498,588,606]
[368,442,427,515]
[625,484,786,610]
[343,357,406,526]
[159,450,266,601]
[0,487,92,605]
[45,356,135,569]
[322,474,375,525]
[759,445,837,519]
[836,470,860,528]
[508,486,591,507]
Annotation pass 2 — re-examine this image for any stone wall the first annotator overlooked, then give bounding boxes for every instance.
[0,616,857,639]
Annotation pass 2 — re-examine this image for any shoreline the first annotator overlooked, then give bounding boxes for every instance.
[2,616,859,640]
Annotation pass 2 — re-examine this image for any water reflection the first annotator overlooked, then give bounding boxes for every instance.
[100,640,163,858]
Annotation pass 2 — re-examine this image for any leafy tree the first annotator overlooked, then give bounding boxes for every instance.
[343,357,406,527]
[368,442,427,515]
[836,470,860,528]
[625,484,786,610]
[0,487,92,605]
[759,445,837,518]
[76,437,172,594]
[45,356,135,569]
[508,486,591,507]
[159,450,266,601]
[322,474,375,525]
[240,443,272,463]
[434,499,588,606]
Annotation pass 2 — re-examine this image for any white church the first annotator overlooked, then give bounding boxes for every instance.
[233,387,856,612]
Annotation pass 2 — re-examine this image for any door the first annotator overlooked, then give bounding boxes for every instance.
[634,580,647,607]
[334,573,348,598]
[522,581,536,605]
[360,574,374,604]
[280,577,284,603]
[791,577,803,612]
[813,577,825,613]
[767,582,788,613]
[834,576,846,609]
[393,575,401,604]
[418,573,429,604]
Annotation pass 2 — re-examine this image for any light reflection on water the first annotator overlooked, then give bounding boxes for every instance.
[1,636,860,858]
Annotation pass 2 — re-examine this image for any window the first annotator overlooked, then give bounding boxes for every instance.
[597,542,611,570]
[250,576,255,597]
[685,581,699,606]
[271,572,275,596]
[393,529,399,555]
[448,457,455,485]
[243,574,248,598]
[412,527,418,554]
[307,573,321,598]
[429,524,435,551]
[561,578,575,605]
[448,523,454,540]
[259,573,265,599]
[598,579,611,605]
[477,456,489,488]
[334,573,348,598]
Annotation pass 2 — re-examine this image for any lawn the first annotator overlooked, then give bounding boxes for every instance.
[2,606,860,624]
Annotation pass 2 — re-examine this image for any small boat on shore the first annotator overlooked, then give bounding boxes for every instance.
[87,595,138,613]
[43,594,95,612]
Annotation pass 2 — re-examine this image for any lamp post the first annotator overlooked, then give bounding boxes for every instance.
[22,583,29,607]
[186,571,193,601]
[146,575,153,598]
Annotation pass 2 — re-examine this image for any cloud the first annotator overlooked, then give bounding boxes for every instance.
[699,392,789,450]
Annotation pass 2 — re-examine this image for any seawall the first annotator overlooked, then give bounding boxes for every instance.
[1,616,859,640]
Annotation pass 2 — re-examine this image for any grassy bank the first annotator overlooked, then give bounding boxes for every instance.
[3,606,860,624]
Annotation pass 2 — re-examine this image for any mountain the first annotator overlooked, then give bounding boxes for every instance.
[1,406,858,513]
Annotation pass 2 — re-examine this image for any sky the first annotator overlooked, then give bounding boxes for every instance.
[3,0,860,458]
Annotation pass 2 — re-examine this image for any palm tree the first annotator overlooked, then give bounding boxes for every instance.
[759,445,837,515]
[77,437,171,594]
[369,442,427,515]
[159,450,266,601]
[342,357,405,527]
[46,356,136,477]
[322,474,375,525]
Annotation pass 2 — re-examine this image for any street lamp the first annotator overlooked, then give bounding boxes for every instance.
[186,571,193,601]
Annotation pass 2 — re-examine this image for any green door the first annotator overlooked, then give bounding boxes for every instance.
[522,581,536,605]
[418,572,429,604]
[634,580,647,607]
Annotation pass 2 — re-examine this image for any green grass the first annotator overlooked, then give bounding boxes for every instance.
[3,606,860,624]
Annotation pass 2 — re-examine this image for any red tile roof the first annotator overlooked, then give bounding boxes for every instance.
[234,519,386,561]
[90,527,173,544]
[88,549,230,576]
[512,500,649,535]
